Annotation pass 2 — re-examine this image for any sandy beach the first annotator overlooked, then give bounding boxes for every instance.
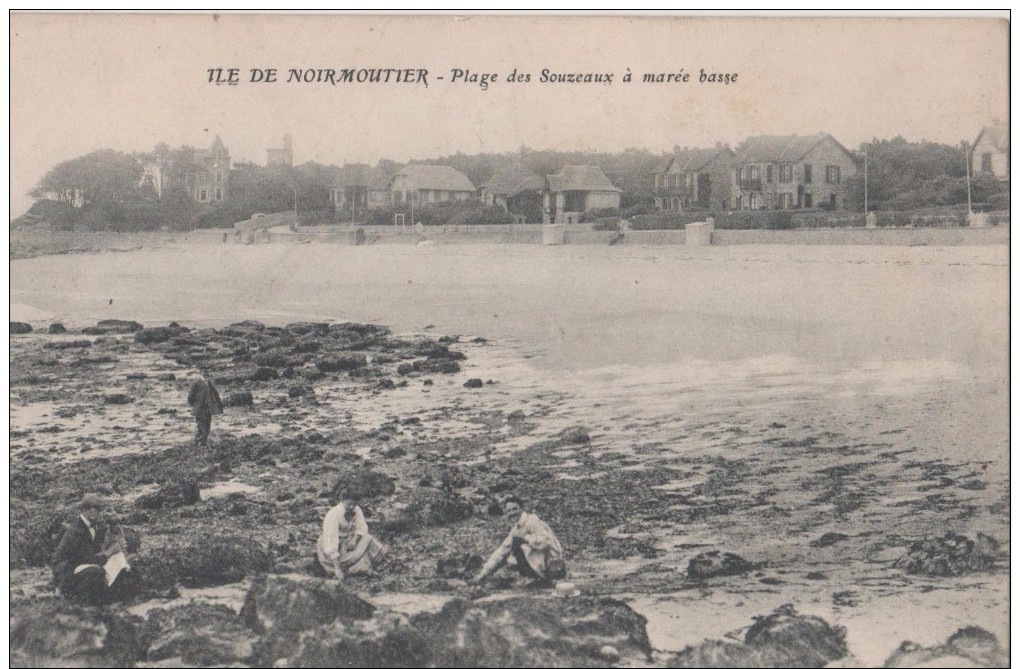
[9,242,1009,667]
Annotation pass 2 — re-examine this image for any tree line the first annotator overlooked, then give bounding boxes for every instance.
[16,137,1007,232]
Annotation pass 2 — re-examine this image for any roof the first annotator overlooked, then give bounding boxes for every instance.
[975,124,1008,151]
[336,164,390,189]
[482,163,543,197]
[654,147,734,174]
[735,133,853,163]
[547,165,621,193]
[395,164,475,192]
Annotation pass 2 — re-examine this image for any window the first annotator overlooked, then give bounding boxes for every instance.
[199,189,207,202]
[735,195,742,209]
[804,192,813,208]
[803,164,813,183]
[748,165,759,180]
[215,172,222,184]
[826,166,841,184]
[779,164,793,182]
[981,153,993,172]
[215,188,222,201]
[766,165,773,183]
[780,192,793,209]
[749,193,759,210]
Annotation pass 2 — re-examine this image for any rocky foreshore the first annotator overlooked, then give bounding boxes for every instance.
[9,318,1010,667]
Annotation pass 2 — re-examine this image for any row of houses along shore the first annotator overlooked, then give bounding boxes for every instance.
[170,126,1009,226]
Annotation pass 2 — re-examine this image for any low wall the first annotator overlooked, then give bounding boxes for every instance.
[711,227,1009,246]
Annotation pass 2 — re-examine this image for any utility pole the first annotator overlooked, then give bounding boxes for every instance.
[863,147,868,215]
[965,142,973,215]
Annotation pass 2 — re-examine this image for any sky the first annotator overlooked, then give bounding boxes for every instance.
[9,13,1009,218]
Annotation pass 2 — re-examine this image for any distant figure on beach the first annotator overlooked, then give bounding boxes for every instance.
[51,497,134,605]
[187,374,223,448]
[316,501,389,580]
[475,509,566,584]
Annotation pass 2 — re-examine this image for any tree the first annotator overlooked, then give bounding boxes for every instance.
[30,150,142,208]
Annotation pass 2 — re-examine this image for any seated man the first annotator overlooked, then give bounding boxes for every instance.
[316,501,389,580]
[52,506,133,606]
[475,510,566,584]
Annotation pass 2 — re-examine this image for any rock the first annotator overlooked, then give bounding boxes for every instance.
[894,532,999,577]
[136,478,200,509]
[241,575,376,666]
[384,445,408,459]
[82,319,143,335]
[397,363,414,375]
[883,626,1008,668]
[463,378,484,388]
[315,354,368,373]
[288,384,314,398]
[42,339,93,349]
[382,487,474,533]
[436,553,484,580]
[48,322,67,334]
[240,575,375,634]
[227,320,266,332]
[282,366,296,379]
[331,469,395,500]
[250,366,280,382]
[10,600,144,668]
[103,393,134,405]
[668,605,847,668]
[10,322,33,334]
[134,327,175,345]
[223,391,254,408]
[434,596,653,667]
[472,337,488,343]
[252,351,290,368]
[143,601,255,666]
[156,373,177,381]
[291,340,320,354]
[560,426,591,444]
[133,533,271,589]
[284,321,329,336]
[811,532,850,548]
[687,551,755,580]
[412,359,461,374]
[282,612,429,668]
[507,409,527,421]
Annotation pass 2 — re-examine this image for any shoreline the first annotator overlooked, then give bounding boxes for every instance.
[10,243,1009,666]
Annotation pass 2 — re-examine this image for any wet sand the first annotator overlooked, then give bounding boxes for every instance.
[9,242,1009,665]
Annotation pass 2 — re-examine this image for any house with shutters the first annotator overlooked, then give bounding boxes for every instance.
[971,123,1009,182]
[652,144,735,212]
[730,133,858,210]
[188,136,231,204]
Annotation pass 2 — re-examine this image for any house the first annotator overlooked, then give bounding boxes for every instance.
[543,165,621,224]
[652,144,734,212]
[329,164,390,216]
[267,134,294,167]
[188,136,231,204]
[730,133,858,210]
[480,162,546,223]
[389,164,476,206]
[971,123,1008,182]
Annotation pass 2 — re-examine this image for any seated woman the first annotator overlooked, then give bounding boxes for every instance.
[316,501,389,580]
[474,510,566,584]
[51,504,133,606]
